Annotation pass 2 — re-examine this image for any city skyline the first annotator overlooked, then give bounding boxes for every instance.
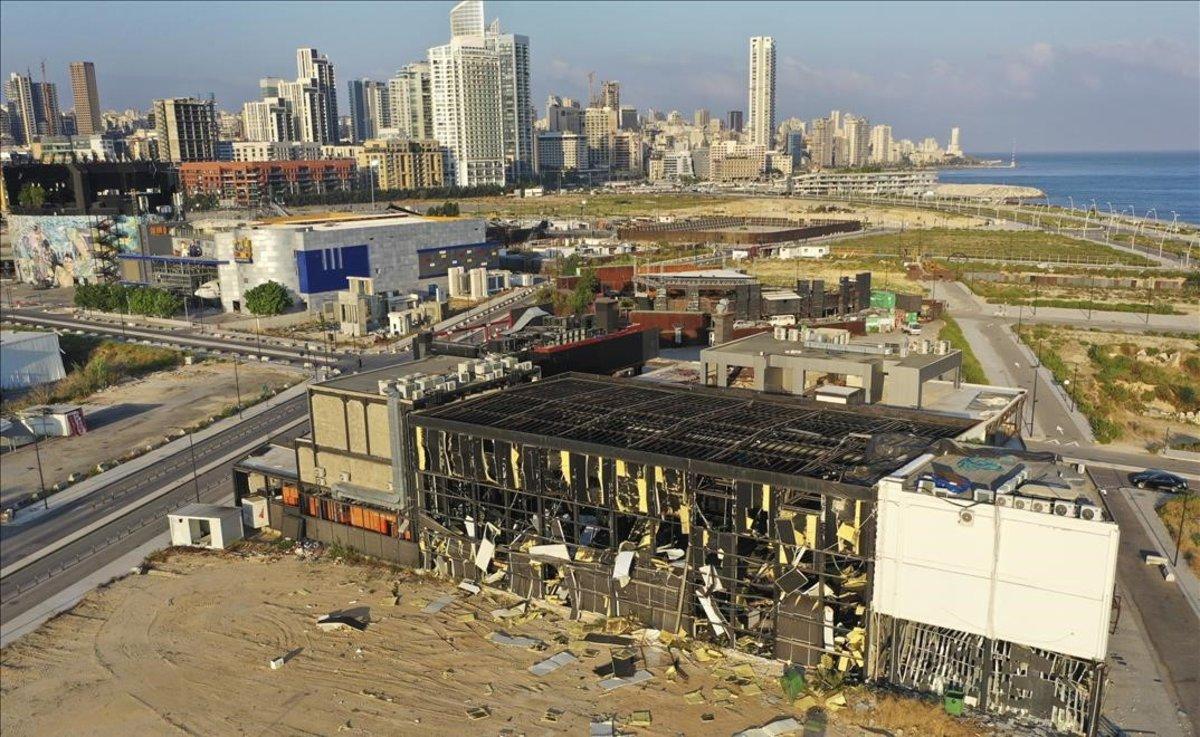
[1,0,1196,153]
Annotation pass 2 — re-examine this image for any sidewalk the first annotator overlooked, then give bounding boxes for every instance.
[1126,487,1200,619]
[2,381,307,525]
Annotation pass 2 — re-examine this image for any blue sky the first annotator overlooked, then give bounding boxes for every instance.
[2,0,1197,152]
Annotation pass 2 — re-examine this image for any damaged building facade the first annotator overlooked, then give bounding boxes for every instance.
[407,376,974,675]
[240,367,1117,735]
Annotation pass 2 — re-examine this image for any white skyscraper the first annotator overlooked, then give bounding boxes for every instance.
[747,36,776,148]
[429,1,532,186]
[487,25,534,182]
[295,48,338,143]
[947,126,962,157]
[869,124,894,164]
[843,115,870,167]
[388,63,433,140]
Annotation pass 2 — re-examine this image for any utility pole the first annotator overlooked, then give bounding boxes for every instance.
[29,410,49,510]
[175,426,202,502]
[232,354,243,418]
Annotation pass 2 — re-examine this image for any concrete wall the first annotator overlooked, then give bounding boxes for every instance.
[267,500,418,565]
[872,468,1119,661]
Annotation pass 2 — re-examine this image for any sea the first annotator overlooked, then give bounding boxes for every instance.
[937,151,1200,225]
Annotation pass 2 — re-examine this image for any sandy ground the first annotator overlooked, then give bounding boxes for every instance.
[0,360,299,505]
[0,547,995,737]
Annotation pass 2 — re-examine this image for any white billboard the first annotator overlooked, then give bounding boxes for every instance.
[872,471,1119,661]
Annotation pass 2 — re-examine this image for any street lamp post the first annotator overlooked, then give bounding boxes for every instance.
[29,410,49,510]
[174,426,201,502]
[232,354,243,418]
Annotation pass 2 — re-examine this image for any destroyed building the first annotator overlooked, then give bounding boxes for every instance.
[236,368,1117,735]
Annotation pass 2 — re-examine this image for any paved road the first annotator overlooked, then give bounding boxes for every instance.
[0,396,307,566]
[3,308,341,365]
[0,417,309,628]
[1089,467,1200,736]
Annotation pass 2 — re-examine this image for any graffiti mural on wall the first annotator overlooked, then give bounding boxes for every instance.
[9,214,154,287]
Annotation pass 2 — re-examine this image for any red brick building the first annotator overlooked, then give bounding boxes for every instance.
[179,159,357,207]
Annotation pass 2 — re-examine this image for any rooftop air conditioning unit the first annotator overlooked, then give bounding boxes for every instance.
[313,466,326,480]
[1077,503,1104,521]
[1026,498,1049,514]
[1052,500,1077,518]
[339,471,351,482]
[974,489,995,504]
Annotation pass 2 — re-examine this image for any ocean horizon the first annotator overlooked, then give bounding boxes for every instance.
[938,150,1200,225]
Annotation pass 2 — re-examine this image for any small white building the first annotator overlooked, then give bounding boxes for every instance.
[19,404,87,436]
[0,331,67,390]
[168,503,245,549]
[778,243,830,259]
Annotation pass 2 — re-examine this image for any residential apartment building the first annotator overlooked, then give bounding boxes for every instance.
[296,47,339,143]
[611,130,643,177]
[179,159,357,207]
[546,95,583,134]
[807,117,835,169]
[583,106,617,171]
[709,140,766,182]
[359,138,446,190]
[347,78,390,142]
[727,109,743,133]
[428,0,532,186]
[243,97,295,142]
[869,124,894,164]
[599,80,620,110]
[153,97,217,162]
[536,131,587,173]
[230,141,322,162]
[843,115,870,167]
[6,72,60,143]
[747,36,775,147]
[388,63,433,140]
[68,61,102,135]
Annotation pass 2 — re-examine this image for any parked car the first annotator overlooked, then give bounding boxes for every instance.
[1129,469,1189,492]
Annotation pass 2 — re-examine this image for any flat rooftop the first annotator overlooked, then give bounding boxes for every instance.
[901,445,1104,508]
[249,212,452,232]
[315,355,466,395]
[414,373,975,487]
[642,269,756,282]
[236,443,299,479]
[708,331,954,370]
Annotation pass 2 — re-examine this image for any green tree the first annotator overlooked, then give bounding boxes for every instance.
[243,280,294,316]
[17,184,46,209]
[561,253,582,276]
[569,268,599,314]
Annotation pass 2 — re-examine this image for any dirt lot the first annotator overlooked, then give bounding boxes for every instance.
[0,360,299,505]
[0,547,993,737]
[741,255,923,292]
[1019,325,1200,448]
[670,196,981,229]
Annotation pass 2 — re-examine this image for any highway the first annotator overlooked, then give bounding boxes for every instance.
[2,308,341,366]
[0,283,546,635]
[0,400,310,628]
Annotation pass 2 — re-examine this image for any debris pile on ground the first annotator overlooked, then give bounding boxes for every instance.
[1,546,1005,737]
